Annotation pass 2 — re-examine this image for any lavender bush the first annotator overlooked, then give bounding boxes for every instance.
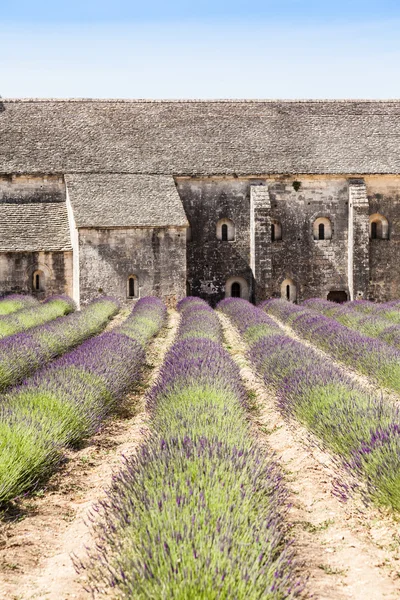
[262,299,400,394]
[0,294,38,316]
[349,299,400,323]
[0,295,75,339]
[219,298,400,512]
[0,297,166,504]
[0,297,119,391]
[303,298,400,351]
[79,297,301,599]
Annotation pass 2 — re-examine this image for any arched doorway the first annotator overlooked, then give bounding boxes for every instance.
[225,277,249,300]
[231,282,241,298]
[327,290,348,303]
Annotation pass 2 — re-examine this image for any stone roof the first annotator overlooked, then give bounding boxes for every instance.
[0,200,72,251]
[65,174,188,227]
[2,99,400,175]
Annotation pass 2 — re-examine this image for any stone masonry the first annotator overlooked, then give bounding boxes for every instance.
[1,100,400,305]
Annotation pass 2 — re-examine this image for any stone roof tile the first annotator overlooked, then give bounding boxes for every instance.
[65,173,188,227]
[0,201,72,251]
[2,99,400,175]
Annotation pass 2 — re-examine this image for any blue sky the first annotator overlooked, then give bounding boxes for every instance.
[1,1,400,98]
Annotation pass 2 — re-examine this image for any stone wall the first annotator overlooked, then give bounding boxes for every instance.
[0,251,73,299]
[177,176,350,305]
[366,176,400,302]
[266,177,350,302]
[78,226,186,306]
[176,178,253,306]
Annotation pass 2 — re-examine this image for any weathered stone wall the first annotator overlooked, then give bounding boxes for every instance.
[177,176,350,305]
[366,176,400,301]
[2,174,400,306]
[176,178,253,306]
[0,174,65,202]
[78,227,186,306]
[266,177,349,302]
[0,251,73,299]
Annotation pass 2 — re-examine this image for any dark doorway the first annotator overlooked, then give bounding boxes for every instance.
[318,223,325,240]
[231,282,241,298]
[371,221,378,240]
[271,223,275,242]
[327,290,348,303]
[35,273,40,291]
[286,285,290,301]
[221,224,228,241]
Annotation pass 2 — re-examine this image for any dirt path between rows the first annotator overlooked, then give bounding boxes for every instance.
[0,309,179,600]
[267,312,400,405]
[218,312,400,600]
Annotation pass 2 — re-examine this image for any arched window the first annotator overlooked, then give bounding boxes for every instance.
[225,277,249,300]
[313,217,332,241]
[271,220,282,242]
[32,270,45,292]
[127,275,138,299]
[369,214,389,240]
[216,218,235,242]
[281,278,297,303]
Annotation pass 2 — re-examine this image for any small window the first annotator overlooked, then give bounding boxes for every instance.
[225,277,249,300]
[271,220,282,242]
[217,218,235,241]
[186,225,192,242]
[231,282,241,297]
[127,275,138,298]
[369,214,389,240]
[32,270,45,292]
[281,278,297,303]
[313,217,332,241]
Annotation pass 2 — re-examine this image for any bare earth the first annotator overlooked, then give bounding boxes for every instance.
[0,309,180,600]
[218,312,400,600]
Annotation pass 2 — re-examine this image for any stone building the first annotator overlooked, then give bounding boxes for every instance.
[0,99,399,306]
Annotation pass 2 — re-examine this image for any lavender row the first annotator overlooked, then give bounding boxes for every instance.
[0,294,38,316]
[0,295,75,339]
[79,297,301,599]
[303,298,400,352]
[348,299,400,323]
[219,298,400,511]
[0,297,119,391]
[0,297,166,504]
[262,299,400,394]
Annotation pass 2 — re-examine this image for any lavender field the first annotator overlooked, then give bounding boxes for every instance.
[1,294,400,599]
